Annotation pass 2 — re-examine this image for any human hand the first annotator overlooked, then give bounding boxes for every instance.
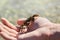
[0,18,48,40]
[0,18,60,40]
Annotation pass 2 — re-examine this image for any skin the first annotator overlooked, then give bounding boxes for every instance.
[0,18,60,40]
[0,18,18,40]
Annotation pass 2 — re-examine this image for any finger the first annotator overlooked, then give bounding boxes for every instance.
[0,32,17,40]
[17,18,27,25]
[1,18,17,31]
[0,26,17,37]
[0,23,18,35]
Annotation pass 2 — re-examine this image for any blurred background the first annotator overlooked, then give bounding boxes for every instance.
[0,0,60,40]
